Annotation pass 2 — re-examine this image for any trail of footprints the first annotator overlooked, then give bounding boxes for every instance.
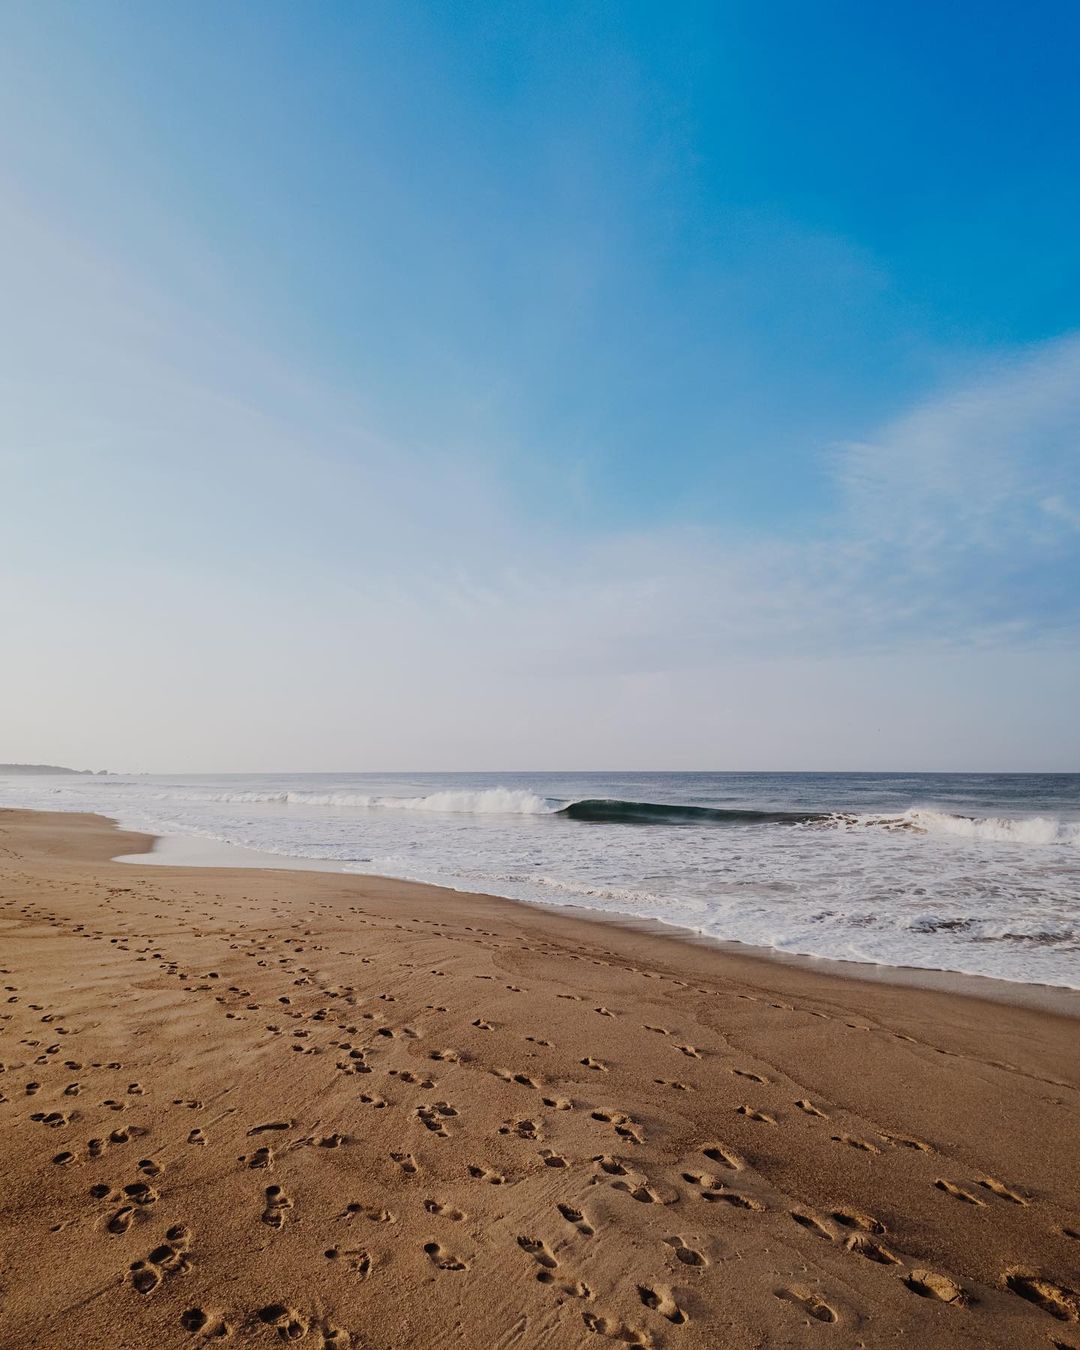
[3,887,1077,1346]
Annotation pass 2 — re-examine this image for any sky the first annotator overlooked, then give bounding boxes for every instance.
[1,1,1078,772]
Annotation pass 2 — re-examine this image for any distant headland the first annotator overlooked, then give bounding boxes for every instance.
[0,764,110,775]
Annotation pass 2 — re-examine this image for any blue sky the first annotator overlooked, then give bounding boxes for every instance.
[1,2,1078,770]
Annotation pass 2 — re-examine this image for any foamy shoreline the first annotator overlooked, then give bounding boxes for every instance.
[2,805,1078,1347]
[4,771,1077,991]
[111,819,1080,1016]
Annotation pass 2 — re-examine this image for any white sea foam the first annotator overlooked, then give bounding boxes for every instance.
[185,787,559,815]
[835,808,1080,846]
[157,790,1080,842]
[903,808,1080,846]
[1,771,1077,988]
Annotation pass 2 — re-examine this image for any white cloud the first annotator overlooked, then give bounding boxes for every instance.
[1041,494,1080,530]
[2,176,1078,768]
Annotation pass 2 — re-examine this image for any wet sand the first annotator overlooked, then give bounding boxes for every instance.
[1,807,1078,1348]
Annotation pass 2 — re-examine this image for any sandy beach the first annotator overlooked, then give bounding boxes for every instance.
[1,807,1078,1349]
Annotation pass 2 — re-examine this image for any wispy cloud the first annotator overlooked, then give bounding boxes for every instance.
[835,333,1080,557]
[2,177,1077,767]
[428,334,1080,676]
[1041,494,1080,530]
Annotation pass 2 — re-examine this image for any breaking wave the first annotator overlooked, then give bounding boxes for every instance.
[181,787,559,815]
[157,786,1080,844]
[559,799,823,825]
[840,808,1080,847]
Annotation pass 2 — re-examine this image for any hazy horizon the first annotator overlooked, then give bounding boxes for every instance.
[6,764,1080,779]
[3,4,1078,773]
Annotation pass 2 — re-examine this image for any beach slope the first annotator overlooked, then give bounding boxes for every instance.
[0,808,1077,1348]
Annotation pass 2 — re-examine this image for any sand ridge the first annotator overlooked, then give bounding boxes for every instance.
[0,808,1078,1348]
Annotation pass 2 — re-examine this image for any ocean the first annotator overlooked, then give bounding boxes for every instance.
[2,770,1078,989]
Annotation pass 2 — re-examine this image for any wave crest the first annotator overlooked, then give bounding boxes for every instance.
[560,799,823,825]
[145,786,1080,844]
[841,808,1080,846]
[176,786,559,815]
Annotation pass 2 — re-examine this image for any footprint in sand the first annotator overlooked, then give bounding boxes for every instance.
[424,1198,466,1221]
[831,1133,879,1152]
[257,1305,308,1340]
[324,1246,372,1278]
[391,1069,436,1089]
[106,1180,158,1233]
[846,1234,901,1265]
[179,1307,229,1337]
[128,1224,194,1295]
[581,1310,649,1345]
[795,1099,828,1118]
[664,1235,706,1266]
[881,1132,930,1152]
[732,1068,767,1083]
[540,1149,568,1168]
[517,1234,559,1280]
[637,1284,688,1325]
[702,1144,742,1170]
[341,1202,395,1223]
[1004,1270,1080,1321]
[416,1103,457,1137]
[391,1152,419,1175]
[935,1179,985,1206]
[557,1202,594,1236]
[613,1178,663,1205]
[580,1057,607,1072]
[500,1118,539,1139]
[262,1184,293,1229]
[775,1286,838,1323]
[424,1241,467,1271]
[791,1211,834,1241]
[311,1133,346,1149]
[467,1164,505,1185]
[593,1155,627,1176]
[702,1188,763,1211]
[122,1181,158,1206]
[591,1108,633,1127]
[737,1106,776,1124]
[30,1110,72,1129]
[831,1208,886,1235]
[904,1269,966,1305]
[979,1177,1028,1205]
[495,1069,541,1089]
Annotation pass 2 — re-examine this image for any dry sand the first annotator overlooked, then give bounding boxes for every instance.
[1,807,1078,1349]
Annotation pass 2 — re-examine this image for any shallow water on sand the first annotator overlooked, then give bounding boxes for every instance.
[3,771,1078,988]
